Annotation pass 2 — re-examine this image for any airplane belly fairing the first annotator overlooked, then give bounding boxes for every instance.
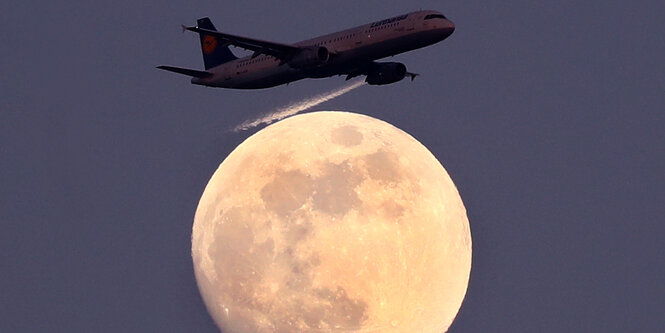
[221,66,305,89]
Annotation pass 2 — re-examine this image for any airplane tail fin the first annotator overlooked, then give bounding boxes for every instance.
[196,17,238,69]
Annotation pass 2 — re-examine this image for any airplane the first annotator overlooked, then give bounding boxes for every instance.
[157,10,455,89]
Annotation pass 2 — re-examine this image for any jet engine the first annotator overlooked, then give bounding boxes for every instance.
[365,62,407,85]
[288,46,330,68]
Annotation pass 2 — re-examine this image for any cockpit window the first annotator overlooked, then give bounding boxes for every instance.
[424,14,447,20]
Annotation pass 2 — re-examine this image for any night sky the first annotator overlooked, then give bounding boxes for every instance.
[2,1,664,332]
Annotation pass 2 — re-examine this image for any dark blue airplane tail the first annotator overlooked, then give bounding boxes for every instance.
[196,17,237,70]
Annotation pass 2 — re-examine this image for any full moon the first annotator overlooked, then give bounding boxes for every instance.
[192,111,471,332]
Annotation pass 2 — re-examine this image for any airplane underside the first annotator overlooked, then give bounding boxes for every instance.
[161,10,455,90]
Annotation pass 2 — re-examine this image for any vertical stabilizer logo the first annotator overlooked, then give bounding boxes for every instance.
[203,35,218,54]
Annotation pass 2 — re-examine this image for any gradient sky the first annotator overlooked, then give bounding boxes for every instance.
[2,1,664,332]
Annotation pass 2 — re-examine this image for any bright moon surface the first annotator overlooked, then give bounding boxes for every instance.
[192,111,472,332]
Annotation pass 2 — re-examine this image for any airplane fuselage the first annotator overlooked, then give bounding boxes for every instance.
[191,10,454,89]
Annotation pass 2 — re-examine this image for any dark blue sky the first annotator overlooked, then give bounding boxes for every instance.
[2,1,664,332]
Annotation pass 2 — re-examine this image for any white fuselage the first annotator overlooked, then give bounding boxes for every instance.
[192,10,454,89]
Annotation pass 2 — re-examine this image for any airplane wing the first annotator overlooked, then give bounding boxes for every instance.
[184,26,300,60]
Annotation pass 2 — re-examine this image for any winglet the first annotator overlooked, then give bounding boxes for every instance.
[406,72,420,81]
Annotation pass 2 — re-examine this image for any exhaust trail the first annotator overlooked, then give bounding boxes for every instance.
[233,79,365,132]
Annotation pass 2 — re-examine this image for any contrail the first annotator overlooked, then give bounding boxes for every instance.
[233,79,365,132]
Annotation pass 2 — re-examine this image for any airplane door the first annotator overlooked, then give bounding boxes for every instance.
[355,29,364,46]
[407,15,416,31]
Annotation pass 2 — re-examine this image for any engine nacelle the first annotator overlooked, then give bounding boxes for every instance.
[288,46,329,68]
[365,62,407,85]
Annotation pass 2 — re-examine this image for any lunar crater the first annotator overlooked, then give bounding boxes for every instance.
[362,149,404,183]
[312,161,363,218]
[260,170,313,216]
[331,125,364,147]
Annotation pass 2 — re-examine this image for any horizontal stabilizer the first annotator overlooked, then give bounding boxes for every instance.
[156,65,213,78]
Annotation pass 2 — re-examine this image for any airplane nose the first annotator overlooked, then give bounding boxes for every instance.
[441,20,455,39]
